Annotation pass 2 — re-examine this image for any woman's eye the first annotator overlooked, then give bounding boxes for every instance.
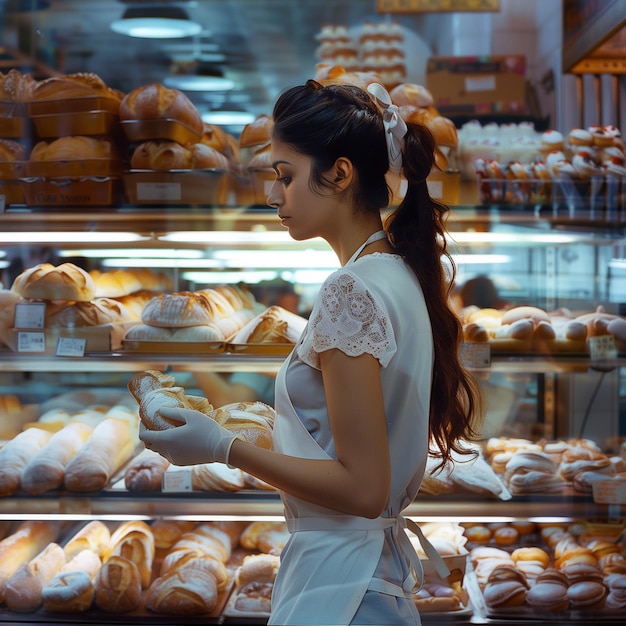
[277,176,292,186]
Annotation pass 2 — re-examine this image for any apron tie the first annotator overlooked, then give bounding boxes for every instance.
[285,514,450,596]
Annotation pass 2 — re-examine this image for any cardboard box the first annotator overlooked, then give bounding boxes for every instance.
[426,55,527,116]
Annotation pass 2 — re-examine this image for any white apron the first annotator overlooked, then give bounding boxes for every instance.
[268,232,449,626]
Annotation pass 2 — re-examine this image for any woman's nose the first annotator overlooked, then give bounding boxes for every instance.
[266,181,281,209]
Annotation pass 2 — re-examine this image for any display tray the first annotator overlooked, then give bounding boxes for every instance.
[0,115,29,137]
[226,342,294,356]
[31,110,119,137]
[122,340,226,354]
[121,119,202,144]
[26,95,121,117]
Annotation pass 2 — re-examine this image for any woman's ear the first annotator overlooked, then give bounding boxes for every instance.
[331,157,353,188]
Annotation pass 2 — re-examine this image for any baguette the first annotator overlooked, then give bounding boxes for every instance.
[4,542,66,612]
[63,521,111,561]
[0,427,52,497]
[64,416,139,492]
[20,421,94,495]
[0,521,62,603]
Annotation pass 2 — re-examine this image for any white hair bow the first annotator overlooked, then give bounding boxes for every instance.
[367,82,408,175]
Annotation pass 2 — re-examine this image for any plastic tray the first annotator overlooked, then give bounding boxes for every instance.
[31,110,119,138]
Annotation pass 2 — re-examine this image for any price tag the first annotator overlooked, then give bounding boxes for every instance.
[589,334,618,364]
[17,331,45,352]
[14,302,46,329]
[592,479,626,504]
[162,468,193,492]
[460,342,491,369]
[136,182,182,201]
[56,336,86,357]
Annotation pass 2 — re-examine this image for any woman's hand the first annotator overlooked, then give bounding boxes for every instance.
[139,407,239,466]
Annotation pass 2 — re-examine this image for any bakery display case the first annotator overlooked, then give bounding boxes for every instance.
[0,193,624,624]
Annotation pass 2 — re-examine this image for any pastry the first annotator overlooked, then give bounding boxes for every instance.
[94,556,142,613]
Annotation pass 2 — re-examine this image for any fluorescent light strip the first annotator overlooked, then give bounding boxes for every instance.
[452,254,512,265]
[0,232,148,243]
[448,232,579,244]
[211,249,338,268]
[160,231,320,244]
[102,258,222,269]
[183,271,279,284]
[60,248,204,259]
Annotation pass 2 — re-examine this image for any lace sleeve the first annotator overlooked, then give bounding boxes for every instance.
[297,270,396,369]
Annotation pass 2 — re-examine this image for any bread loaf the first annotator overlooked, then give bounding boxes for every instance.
[31,72,121,101]
[119,82,203,135]
[210,404,274,449]
[192,463,247,492]
[29,136,117,161]
[63,521,111,561]
[131,140,191,170]
[124,447,170,491]
[102,521,155,589]
[0,69,36,102]
[4,542,66,612]
[189,143,229,169]
[64,415,139,492]
[12,262,96,302]
[0,427,52,497]
[141,291,220,328]
[20,421,94,495]
[145,559,219,615]
[240,114,273,149]
[230,305,307,344]
[94,556,142,613]
[0,521,62,604]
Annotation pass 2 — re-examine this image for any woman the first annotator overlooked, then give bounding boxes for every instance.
[140,79,481,625]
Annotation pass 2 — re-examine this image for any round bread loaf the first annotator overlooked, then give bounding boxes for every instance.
[12,263,96,302]
[119,82,203,135]
[0,69,36,102]
[240,114,273,149]
[94,556,142,613]
[389,82,434,108]
[189,143,229,169]
[141,292,216,328]
[131,140,191,170]
[30,136,116,161]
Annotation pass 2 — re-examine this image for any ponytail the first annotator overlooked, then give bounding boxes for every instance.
[386,122,482,468]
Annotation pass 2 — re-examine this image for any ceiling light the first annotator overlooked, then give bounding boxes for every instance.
[0,232,147,243]
[202,110,255,125]
[111,6,202,39]
[164,75,234,91]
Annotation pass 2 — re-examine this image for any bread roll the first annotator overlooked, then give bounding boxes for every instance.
[0,427,52,497]
[0,139,25,162]
[64,416,139,492]
[191,462,248,492]
[124,447,170,491]
[102,521,155,589]
[94,556,142,613]
[20,421,94,495]
[236,553,280,587]
[189,143,230,169]
[29,136,117,161]
[42,569,96,613]
[0,521,62,604]
[12,262,96,302]
[389,82,434,108]
[0,69,36,102]
[239,114,273,149]
[4,542,66,612]
[61,523,109,565]
[119,82,203,135]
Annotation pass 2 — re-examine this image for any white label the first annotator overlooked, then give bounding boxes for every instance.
[465,76,496,92]
[14,302,46,329]
[427,180,443,199]
[589,334,618,362]
[592,479,626,504]
[17,331,45,352]
[136,182,182,201]
[56,336,86,357]
[460,342,491,368]
[163,468,193,492]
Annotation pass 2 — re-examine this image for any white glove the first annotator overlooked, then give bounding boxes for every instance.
[139,406,239,466]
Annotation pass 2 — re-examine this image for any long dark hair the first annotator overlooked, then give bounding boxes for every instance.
[272,80,482,466]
